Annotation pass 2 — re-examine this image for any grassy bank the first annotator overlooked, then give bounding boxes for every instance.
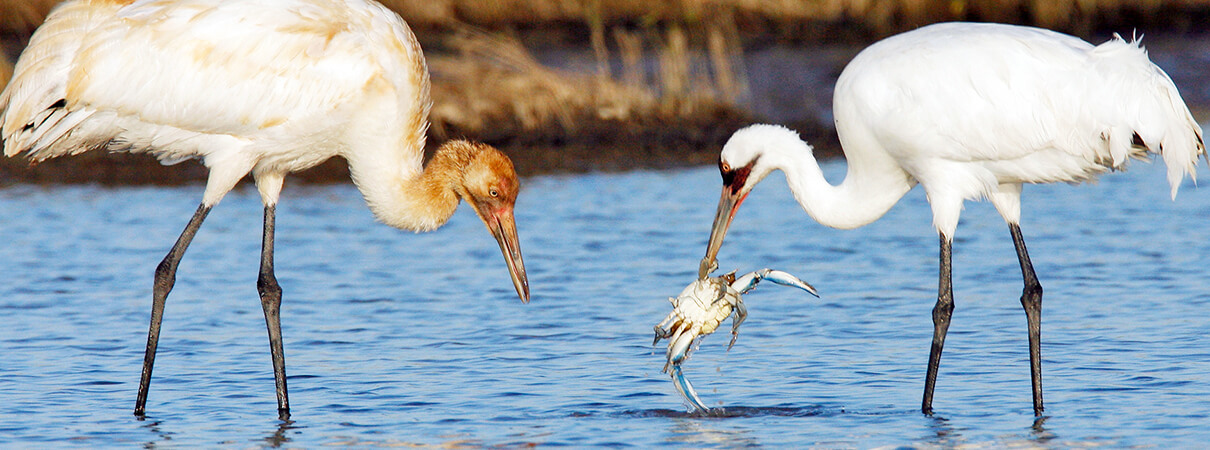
[2,1,1208,184]
[5,0,1210,36]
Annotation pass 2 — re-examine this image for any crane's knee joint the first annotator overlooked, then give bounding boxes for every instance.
[154,256,175,280]
[1020,282,1042,309]
[257,273,282,301]
[153,258,178,296]
[932,297,954,322]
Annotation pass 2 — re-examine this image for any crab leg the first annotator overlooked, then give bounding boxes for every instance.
[653,299,682,344]
[732,269,819,297]
[727,298,747,350]
[664,323,700,372]
[671,364,711,412]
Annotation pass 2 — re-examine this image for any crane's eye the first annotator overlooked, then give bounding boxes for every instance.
[721,163,731,172]
[489,189,499,198]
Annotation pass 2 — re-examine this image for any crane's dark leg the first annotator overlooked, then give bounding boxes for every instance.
[923,234,954,415]
[136,204,212,417]
[1009,223,1044,416]
[258,204,290,420]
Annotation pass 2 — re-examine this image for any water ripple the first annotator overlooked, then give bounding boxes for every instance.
[2,163,1209,446]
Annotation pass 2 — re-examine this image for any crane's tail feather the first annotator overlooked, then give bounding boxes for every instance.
[1092,36,1204,199]
[3,99,105,161]
[0,0,117,162]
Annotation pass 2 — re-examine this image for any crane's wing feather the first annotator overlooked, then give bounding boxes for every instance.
[842,24,1096,163]
[838,22,1202,190]
[2,0,430,165]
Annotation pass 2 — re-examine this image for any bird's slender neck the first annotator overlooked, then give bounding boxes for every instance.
[766,132,913,230]
[345,141,468,232]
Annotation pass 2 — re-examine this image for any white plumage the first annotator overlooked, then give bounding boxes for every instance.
[699,22,1204,416]
[2,0,429,208]
[1,0,530,419]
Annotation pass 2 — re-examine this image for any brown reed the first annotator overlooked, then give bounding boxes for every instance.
[3,0,1209,36]
[0,0,57,35]
[425,25,743,141]
[1,56,11,89]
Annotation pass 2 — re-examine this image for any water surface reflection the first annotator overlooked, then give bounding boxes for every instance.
[1,162,1208,447]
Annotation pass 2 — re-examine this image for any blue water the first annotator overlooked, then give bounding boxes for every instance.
[2,160,1209,447]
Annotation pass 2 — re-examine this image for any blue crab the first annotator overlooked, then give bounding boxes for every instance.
[654,268,818,412]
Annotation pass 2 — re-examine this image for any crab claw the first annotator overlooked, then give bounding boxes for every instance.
[665,323,716,413]
[671,363,711,412]
[733,269,820,297]
[763,269,820,297]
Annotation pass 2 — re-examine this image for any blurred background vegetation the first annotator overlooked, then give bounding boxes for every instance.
[2,0,1209,183]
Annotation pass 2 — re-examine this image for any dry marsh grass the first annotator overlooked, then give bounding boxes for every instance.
[426,25,751,173]
[4,0,1209,35]
[428,24,747,131]
[371,0,1210,34]
[428,28,656,139]
[2,0,1207,181]
[1,56,11,89]
[0,0,57,35]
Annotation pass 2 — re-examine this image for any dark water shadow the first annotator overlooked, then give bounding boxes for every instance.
[922,413,1059,447]
[612,404,843,419]
[1030,415,1059,444]
[138,419,172,449]
[924,414,961,446]
[134,411,301,448]
[257,419,302,448]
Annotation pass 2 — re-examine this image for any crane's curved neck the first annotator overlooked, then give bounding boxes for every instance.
[345,140,466,232]
[766,133,914,230]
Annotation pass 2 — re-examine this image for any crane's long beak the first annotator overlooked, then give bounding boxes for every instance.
[699,186,746,279]
[486,207,530,303]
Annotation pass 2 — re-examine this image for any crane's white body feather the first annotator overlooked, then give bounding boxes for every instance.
[0,1,532,417]
[1,0,431,211]
[728,22,1204,237]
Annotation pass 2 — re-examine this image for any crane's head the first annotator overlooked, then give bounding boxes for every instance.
[698,125,788,278]
[454,141,530,302]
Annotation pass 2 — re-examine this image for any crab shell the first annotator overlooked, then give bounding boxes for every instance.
[669,275,740,336]
[655,273,749,374]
